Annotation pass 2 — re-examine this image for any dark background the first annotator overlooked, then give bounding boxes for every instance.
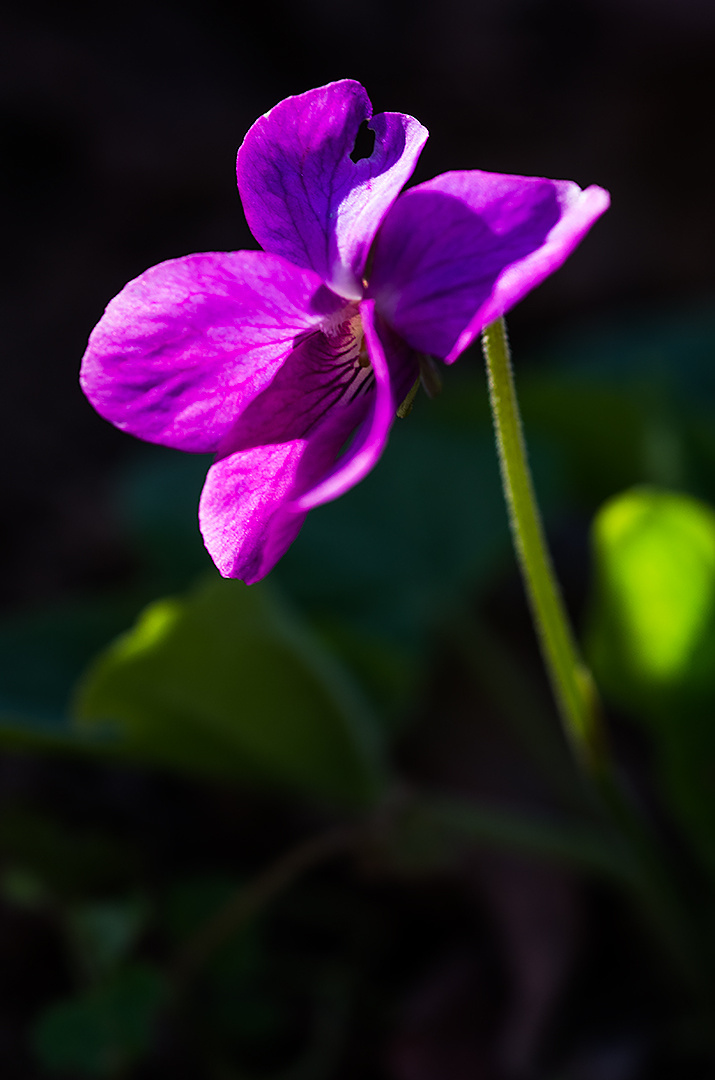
[3,0,715,609]
[2,4,715,1076]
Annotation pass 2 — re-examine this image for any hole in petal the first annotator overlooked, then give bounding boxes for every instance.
[350,120,376,163]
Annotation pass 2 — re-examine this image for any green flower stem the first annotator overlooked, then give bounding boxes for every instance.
[481,317,703,990]
[481,316,605,775]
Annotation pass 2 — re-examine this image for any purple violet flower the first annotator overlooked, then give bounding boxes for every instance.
[81,80,609,583]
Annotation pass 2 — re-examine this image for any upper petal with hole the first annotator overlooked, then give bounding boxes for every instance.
[237,80,428,299]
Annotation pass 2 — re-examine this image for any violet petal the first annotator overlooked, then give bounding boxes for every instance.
[237,80,427,299]
[198,442,310,584]
[80,251,344,452]
[368,171,610,362]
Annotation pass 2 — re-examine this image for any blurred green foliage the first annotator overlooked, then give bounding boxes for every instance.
[588,488,715,700]
[74,577,384,808]
[2,303,715,1072]
[0,808,137,897]
[33,963,166,1077]
[587,486,715,878]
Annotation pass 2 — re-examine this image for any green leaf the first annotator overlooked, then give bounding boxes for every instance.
[32,964,165,1076]
[587,486,715,874]
[73,576,385,807]
[588,487,715,703]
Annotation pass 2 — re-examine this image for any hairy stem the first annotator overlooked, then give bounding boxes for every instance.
[481,317,605,774]
[481,316,702,990]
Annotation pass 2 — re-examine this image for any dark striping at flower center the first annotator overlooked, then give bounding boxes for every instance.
[320,310,373,404]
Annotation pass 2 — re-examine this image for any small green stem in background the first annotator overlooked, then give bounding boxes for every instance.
[481,317,606,777]
[171,824,360,992]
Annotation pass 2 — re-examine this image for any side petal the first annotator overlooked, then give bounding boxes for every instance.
[80,251,344,452]
[367,171,610,362]
[292,300,419,512]
[198,443,311,584]
[236,80,428,299]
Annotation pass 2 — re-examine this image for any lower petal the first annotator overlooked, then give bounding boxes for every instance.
[199,393,365,583]
[198,442,310,583]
